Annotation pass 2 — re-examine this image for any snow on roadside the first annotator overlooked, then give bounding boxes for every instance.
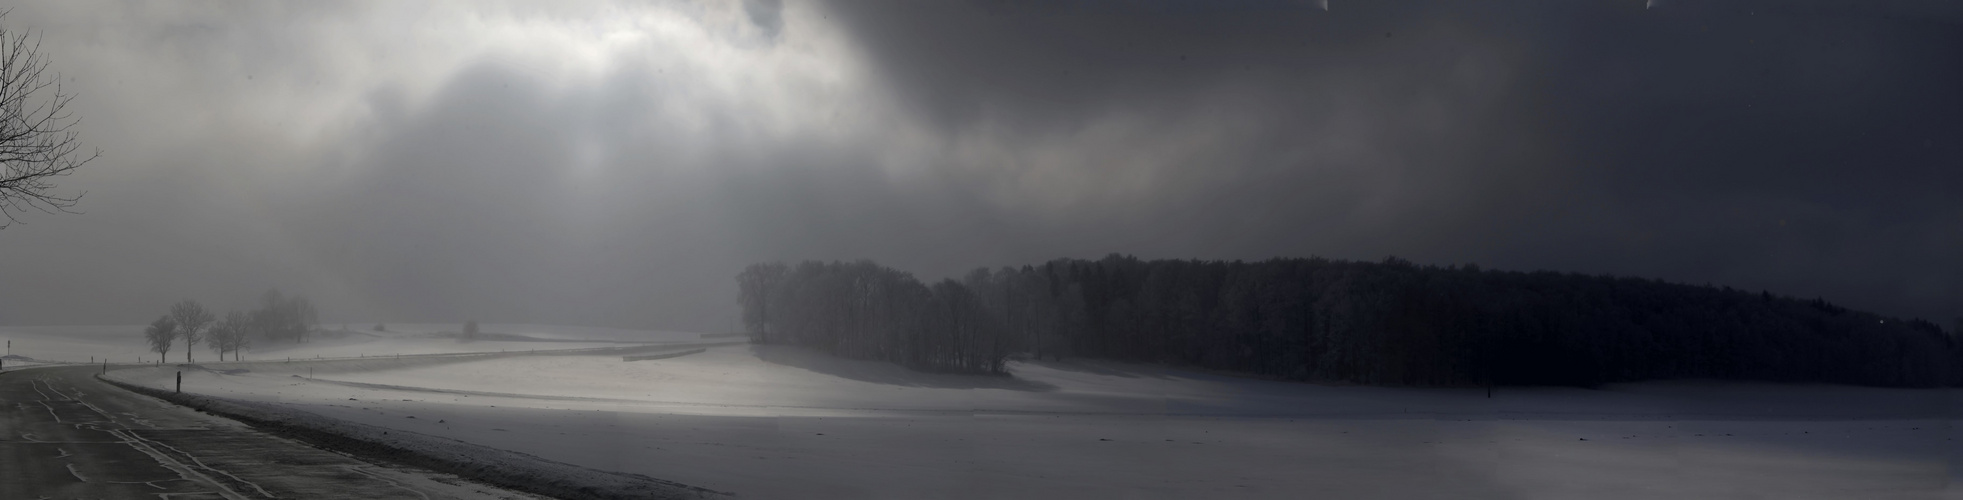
[0,353,61,370]
[99,371,727,500]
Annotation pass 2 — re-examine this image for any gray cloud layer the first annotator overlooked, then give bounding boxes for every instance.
[0,0,1957,330]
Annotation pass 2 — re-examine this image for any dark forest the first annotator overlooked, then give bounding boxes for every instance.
[739,256,1959,387]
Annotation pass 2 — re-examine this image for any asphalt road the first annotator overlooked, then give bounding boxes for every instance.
[0,365,543,500]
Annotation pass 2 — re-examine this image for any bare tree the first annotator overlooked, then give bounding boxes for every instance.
[293,296,317,343]
[208,310,250,361]
[143,315,177,365]
[170,300,214,363]
[206,314,232,361]
[463,320,479,341]
[253,289,319,344]
[737,263,787,343]
[0,14,98,229]
[234,311,254,358]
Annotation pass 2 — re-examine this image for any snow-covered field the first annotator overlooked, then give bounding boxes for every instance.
[71,330,1960,500]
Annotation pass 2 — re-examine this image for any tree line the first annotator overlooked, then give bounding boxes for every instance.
[143,290,317,364]
[738,256,1960,387]
[739,261,1010,374]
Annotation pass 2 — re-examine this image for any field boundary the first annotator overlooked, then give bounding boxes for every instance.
[98,372,731,500]
[624,348,707,362]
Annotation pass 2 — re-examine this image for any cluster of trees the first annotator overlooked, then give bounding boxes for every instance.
[739,256,1961,387]
[738,261,1011,374]
[141,290,317,364]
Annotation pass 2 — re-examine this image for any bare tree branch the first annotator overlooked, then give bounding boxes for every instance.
[0,12,98,230]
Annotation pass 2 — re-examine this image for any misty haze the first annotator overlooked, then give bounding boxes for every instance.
[2,1,1959,499]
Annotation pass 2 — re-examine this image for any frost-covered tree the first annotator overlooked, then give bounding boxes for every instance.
[736,261,1012,375]
[737,262,788,343]
[253,290,317,343]
[169,300,214,363]
[207,310,251,361]
[143,315,177,365]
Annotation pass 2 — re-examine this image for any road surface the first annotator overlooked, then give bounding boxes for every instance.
[1,364,543,499]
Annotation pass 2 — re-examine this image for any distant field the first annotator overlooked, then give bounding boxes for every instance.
[0,323,698,366]
[102,338,1963,500]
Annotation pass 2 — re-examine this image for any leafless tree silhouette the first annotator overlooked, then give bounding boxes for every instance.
[0,13,97,229]
[144,315,178,365]
[209,310,252,362]
[170,300,214,363]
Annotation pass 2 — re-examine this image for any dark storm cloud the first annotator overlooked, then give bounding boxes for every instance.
[0,0,1955,330]
[743,0,784,38]
[815,0,1963,320]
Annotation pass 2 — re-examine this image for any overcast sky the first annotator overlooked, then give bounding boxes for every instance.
[0,0,1957,331]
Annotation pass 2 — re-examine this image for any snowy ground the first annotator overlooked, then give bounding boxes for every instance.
[72,333,1960,500]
